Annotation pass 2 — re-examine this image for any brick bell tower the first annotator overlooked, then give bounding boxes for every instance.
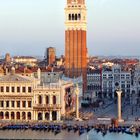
[65,0,87,92]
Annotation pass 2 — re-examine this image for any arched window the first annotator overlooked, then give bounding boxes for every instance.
[11,112,15,120]
[28,112,31,120]
[78,14,81,20]
[69,14,71,20]
[72,14,75,20]
[46,96,49,105]
[38,112,42,120]
[45,112,49,120]
[16,112,20,120]
[22,112,26,120]
[53,96,56,105]
[52,111,57,121]
[38,95,42,104]
[0,112,4,119]
[5,112,9,119]
[75,14,77,20]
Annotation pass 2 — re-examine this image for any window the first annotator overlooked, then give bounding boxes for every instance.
[127,84,130,88]
[46,96,49,104]
[78,14,81,20]
[11,101,15,108]
[53,96,56,105]
[6,101,9,107]
[0,101,4,107]
[72,14,74,20]
[22,87,26,93]
[17,87,20,93]
[6,86,9,92]
[69,14,71,20]
[28,87,32,93]
[0,87,4,92]
[28,101,32,108]
[12,87,15,92]
[38,95,42,104]
[22,101,26,108]
[17,101,20,107]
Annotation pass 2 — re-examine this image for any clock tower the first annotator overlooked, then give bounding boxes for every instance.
[65,0,87,87]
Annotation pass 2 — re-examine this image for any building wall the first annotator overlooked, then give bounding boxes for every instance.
[0,73,74,122]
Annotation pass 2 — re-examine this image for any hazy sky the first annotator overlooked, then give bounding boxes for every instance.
[0,0,140,57]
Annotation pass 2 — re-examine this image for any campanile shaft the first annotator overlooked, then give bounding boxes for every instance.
[65,0,87,80]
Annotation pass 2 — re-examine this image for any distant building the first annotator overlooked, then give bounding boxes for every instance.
[102,64,131,99]
[45,47,56,66]
[13,56,37,66]
[5,53,11,63]
[131,63,140,104]
[87,69,102,98]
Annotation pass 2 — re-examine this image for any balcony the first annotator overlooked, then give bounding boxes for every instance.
[33,104,61,110]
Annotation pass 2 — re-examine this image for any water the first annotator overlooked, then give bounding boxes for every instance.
[0,130,139,140]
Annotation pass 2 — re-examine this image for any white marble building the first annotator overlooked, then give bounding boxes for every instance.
[0,68,74,122]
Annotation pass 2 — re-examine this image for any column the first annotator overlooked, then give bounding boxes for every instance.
[49,95,52,105]
[57,95,60,104]
[116,90,124,122]
[3,112,5,120]
[57,111,61,121]
[75,84,80,119]
[15,101,17,109]
[9,112,11,120]
[43,111,45,121]
[4,100,6,109]
[20,112,22,121]
[20,101,22,109]
[43,95,45,105]
[9,100,11,108]
[36,95,38,104]
[26,100,28,108]
[49,111,52,121]
[35,111,37,121]
[26,112,28,121]
[76,94,79,119]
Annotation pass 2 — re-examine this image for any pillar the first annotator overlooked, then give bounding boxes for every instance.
[49,111,52,121]
[43,111,45,121]
[57,111,61,121]
[43,95,46,105]
[75,84,80,119]
[26,112,28,121]
[116,90,124,122]
[9,111,11,120]
[36,95,38,104]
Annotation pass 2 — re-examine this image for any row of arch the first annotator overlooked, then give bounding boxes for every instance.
[0,111,31,120]
[68,13,81,21]
[38,95,57,105]
[38,111,57,121]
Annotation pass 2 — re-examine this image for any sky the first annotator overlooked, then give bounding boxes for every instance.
[0,0,140,57]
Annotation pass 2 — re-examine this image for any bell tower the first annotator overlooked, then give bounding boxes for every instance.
[65,0,87,80]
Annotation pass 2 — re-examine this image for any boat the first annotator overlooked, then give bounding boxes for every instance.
[79,127,85,135]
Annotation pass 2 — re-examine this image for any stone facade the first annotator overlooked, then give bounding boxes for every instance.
[0,68,74,122]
